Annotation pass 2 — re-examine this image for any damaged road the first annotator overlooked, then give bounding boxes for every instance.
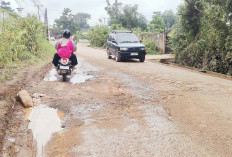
[1,43,232,157]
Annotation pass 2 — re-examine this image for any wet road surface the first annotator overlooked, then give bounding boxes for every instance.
[23,43,232,157]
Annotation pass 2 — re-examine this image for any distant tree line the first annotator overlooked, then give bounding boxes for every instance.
[0,1,14,12]
[105,0,147,30]
[51,0,178,39]
[51,8,91,37]
[105,0,177,33]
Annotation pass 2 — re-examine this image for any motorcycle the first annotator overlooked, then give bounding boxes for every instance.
[57,58,73,81]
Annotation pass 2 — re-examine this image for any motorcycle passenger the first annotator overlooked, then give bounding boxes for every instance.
[52,29,78,70]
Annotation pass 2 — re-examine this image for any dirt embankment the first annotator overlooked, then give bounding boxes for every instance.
[0,62,52,156]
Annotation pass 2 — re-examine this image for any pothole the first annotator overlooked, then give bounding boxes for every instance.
[69,71,95,84]
[26,105,65,157]
[44,58,98,84]
[43,69,58,82]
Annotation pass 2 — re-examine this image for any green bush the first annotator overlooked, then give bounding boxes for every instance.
[142,40,161,55]
[0,10,54,81]
[87,24,150,48]
[88,25,110,48]
[75,31,89,42]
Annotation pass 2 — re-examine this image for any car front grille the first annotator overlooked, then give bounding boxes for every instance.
[128,48,140,51]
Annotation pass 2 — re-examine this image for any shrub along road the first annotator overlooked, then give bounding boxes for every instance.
[2,43,232,157]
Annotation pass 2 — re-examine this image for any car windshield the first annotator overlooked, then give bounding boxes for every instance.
[115,34,140,43]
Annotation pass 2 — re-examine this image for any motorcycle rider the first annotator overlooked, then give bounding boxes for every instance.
[52,29,78,70]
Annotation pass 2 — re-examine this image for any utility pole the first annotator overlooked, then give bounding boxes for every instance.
[44,8,49,39]
[35,3,43,21]
[37,5,40,21]
[103,17,106,25]
[44,8,48,25]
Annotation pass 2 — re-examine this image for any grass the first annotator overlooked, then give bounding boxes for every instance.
[0,13,55,83]
[0,40,54,83]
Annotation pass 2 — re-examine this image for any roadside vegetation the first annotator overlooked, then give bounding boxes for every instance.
[142,41,161,55]
[172,0,232,75]
[0,7,54,82]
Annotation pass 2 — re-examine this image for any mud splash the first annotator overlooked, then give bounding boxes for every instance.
[43,69,58,82]
[27,105,64,157]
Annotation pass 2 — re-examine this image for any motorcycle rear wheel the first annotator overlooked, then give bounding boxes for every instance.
[62,74,67,82]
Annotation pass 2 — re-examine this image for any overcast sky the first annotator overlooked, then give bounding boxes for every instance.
[8,0,183,26]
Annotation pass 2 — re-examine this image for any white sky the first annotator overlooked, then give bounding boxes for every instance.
[7,0,184,26]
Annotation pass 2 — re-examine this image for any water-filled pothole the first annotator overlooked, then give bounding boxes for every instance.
[44,58,98,84]
[26,105,65,157]
[69,72,95,84]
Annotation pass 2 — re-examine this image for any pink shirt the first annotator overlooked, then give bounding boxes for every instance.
[57,40,74,58]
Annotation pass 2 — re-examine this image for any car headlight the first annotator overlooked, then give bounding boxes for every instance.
[120,48,129,51]
[140,47,146,51]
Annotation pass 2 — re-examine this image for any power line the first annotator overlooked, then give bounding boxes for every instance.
[30,0,44,21]
[31,0,40,6]
[15,0,37,16]
[15,0,46,22]
[15,0,28,15]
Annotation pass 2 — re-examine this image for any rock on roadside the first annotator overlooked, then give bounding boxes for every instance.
[18,90,34,108]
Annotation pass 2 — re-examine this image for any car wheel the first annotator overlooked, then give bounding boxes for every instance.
[139,56,145,62]
[115,51,121,62]
[107,49,111,59]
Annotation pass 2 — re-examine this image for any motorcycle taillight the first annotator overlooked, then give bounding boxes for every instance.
[63,59,67,64]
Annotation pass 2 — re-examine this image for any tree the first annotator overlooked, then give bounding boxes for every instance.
[88,25,110,47]
[105,0,123,25]
[179,0,204,37]
[137,14,148,30]
[50,26,62,37]
[0,1,14,12]
[54,8,79,34]
[150,15,165,33]
[120,4,147,30]
[105,0,147,30]
[73,13,91,30]
[161,10,178,28]
[172,0,232,75]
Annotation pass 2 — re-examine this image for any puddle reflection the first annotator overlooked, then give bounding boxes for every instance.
[27,105,64,157]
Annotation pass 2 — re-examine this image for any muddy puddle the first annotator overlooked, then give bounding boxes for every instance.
[26,105,65,157]
[44,58,98,84]
[70,72,95,84]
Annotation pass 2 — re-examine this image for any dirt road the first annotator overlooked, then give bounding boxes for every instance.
[2,43,232,157]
